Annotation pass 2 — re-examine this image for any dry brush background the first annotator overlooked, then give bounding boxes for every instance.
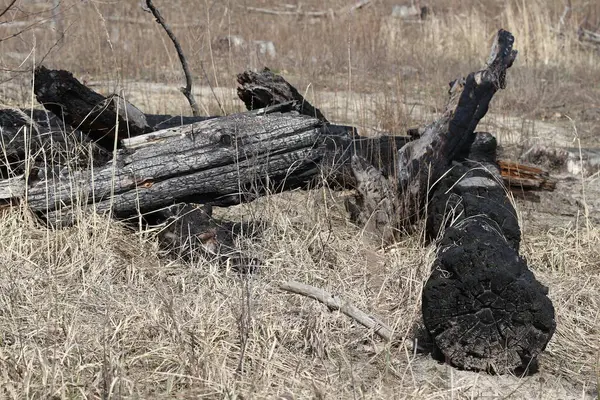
[0,0,599,398]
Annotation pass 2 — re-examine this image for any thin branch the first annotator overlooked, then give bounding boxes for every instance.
[0,0,17,20]
[279,280,394,341]
[144,0,200,117]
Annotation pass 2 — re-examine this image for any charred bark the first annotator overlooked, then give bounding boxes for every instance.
[6,107,354,225]
[237,68,328,123]
[425,132,521,249]
[0,108,108,178]
[422,216,556,374]
[397,29,518,216]
[0,107,217,178]
[33,66,213,151]
[422,131,556,374]
[34,66,150,150]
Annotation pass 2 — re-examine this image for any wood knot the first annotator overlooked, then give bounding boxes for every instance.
[219,134,232,146]
[136,178,154,188]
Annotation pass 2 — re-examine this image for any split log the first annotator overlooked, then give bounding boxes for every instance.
[2,106,357,224]
[2,69,411,227]
[423,132,556,373]
[498,160,556,191]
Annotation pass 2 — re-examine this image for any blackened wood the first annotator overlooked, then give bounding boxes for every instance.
[235,68,411,179]
[426,132,521,249]
[422,216,556,374]
[0,108,104,178]
[34,66,151,150]
[423,131,555,373]
[21,110,351,225]
[396,29,517,211]
[0,107,220,182]
[237,68,328,122]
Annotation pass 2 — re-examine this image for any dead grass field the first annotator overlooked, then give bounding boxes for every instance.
[0,0,599,399]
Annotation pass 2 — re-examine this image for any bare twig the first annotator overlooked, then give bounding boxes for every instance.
[0,0,17,20]
[144,0,200,117]
[279,280,393,341]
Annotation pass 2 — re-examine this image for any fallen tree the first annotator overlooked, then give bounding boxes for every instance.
[0,68,218,177]
[12,106,350,224]
[0,28,556,375]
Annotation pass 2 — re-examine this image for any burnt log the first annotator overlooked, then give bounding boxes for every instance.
[32,66,214,151]
[237,68,328,122]
[0,106,359,224]
[397,29,517,215]
[346,30,518,238]
[423,132,556,373]
[0,107,218,178]
[0,98,410,226]
[426,132,521,250]
[422,217,556,374]
[33,66,152,151]
[236,68,411,179]
[0,108,108,178]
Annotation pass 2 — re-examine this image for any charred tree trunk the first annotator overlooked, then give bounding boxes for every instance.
[0,107,218,179]
[33,66,214,151]
[422,132,556,373]
[33,66,150,151]
[396,29,518,215]
[235,68,411,181]
[0,108,107,179]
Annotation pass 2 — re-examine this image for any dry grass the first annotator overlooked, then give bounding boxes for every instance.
[0,189,598,398]
[0,0,600,398]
